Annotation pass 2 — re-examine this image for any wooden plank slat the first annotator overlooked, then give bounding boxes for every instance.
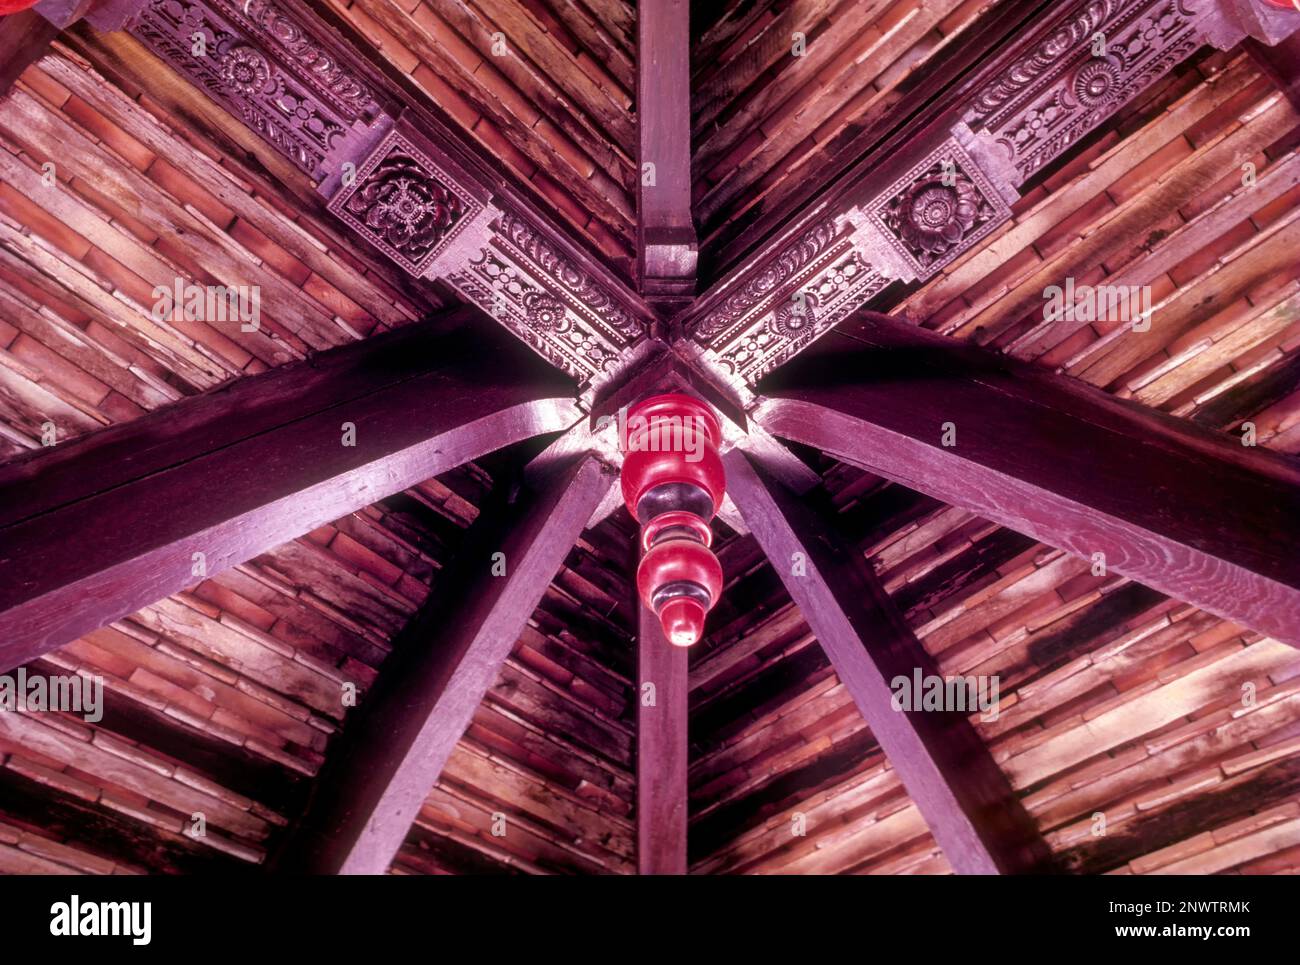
[722,449,1052,874]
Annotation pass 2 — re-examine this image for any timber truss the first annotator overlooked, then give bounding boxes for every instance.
[1,0,1299,875]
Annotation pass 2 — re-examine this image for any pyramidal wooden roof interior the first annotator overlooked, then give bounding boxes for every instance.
[0,0,1297,876]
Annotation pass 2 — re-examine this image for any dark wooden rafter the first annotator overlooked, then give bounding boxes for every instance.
[636,575,689,874]
[1244,31,1300,109]
[681,0,1300,387]
[753,311,1300,650]
[0,10,62,96]
[0,307,581,673]
[0,0,151,99]
[273,454,616,874]
[722,449,1053,874]
[636,0,698,303]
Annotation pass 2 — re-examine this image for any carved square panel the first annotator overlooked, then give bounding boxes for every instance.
[865,141,1012,280]
[327,131,482,277]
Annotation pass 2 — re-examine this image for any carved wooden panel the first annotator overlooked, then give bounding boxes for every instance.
[329,122,647,386]
[866,139,1013,278]
[691,133,1011,383]
[690,218,894,383]
[130,0,383,182]
[441,207,645,385]
[686,0,1283,386]
[963,0,1204,180]
[327,130,481,276]
[128,0,651,387]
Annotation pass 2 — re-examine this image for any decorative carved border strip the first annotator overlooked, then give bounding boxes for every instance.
[965,0,1203,180]
[694,134,1011,382]
[128,0,650,388]
[227,0,382,125]
[131,0,377,181]
[687,0,1289,386]
[442,206,642,383]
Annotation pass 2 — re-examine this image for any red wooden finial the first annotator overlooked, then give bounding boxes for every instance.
[1262,0,1300,9]
[0,0,43,12]
[620,394,726,647]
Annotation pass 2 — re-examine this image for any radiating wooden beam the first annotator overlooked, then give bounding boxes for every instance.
[273,454,615,874]
[0,0,149,98]
[0,11,61,97]
[722,449,1052,874]
[637,570,689,874]
[1245,33,1300,111]
[754,311,1300,648]
[0,308,580,672]
[636,0,697,300]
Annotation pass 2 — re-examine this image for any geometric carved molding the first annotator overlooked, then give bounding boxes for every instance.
[690,131,1013,384]
[687,0,1293,387]
[690,218,894,383]
[327,129,482,276]
[441,206,647,386]
[131,0,386,183]
[964,0,1205,181]
[128,0,653,389]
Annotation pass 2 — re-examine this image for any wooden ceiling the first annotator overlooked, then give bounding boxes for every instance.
[691,0,990,274]
[324,0,639,276]
[0,0,1298,876]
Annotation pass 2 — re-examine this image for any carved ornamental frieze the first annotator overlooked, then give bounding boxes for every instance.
[130,0,384,182]
[687,0,1282,387]
[690,135,1011,383]
[327,127,646,386]
[441,206,645,384]
[128,0,651,387]
[689,218,893,382]
[964,0,1204,180]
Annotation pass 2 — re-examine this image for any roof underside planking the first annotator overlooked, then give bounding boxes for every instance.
[0,0,1297,875]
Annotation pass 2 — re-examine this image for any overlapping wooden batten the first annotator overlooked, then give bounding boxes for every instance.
[0,0,1298,879]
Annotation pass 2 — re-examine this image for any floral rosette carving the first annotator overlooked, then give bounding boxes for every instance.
[524,293,568,333]
[1073,58,1121,107]
[344,153,466,268]
[768,291,818,339]
[219,45,272,96]
[885,168,994,269]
